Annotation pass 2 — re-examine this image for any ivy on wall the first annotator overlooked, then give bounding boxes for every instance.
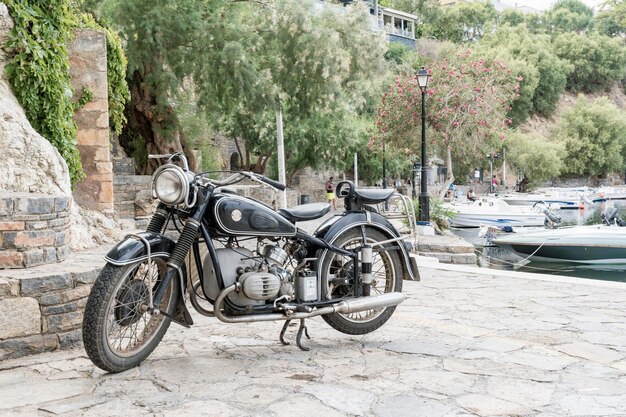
[4,0,84,184]
[3,0,130,185]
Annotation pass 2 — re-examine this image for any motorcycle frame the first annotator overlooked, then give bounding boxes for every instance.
[149,182,367,315]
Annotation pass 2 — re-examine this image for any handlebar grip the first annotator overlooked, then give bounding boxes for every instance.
[255,175,286,191]
[148,154,172,159]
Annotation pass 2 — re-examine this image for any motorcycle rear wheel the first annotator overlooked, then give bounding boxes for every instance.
[320,227,402,335]
[82,257,178,373]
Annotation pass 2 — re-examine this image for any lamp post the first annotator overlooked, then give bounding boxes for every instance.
[416,67,430,221]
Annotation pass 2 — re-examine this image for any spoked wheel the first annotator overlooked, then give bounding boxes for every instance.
[82,257,179,373]
[320,227,402,335]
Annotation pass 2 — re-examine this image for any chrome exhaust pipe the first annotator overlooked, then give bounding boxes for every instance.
[334,292,405,314]
[213,285,405,324]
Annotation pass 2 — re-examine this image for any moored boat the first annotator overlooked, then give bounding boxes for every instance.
[492,225,626,264]
[445,199,547,228]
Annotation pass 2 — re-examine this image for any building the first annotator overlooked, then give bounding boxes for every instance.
[326,1,418,48]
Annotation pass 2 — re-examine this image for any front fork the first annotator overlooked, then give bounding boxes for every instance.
[151,188,209,311]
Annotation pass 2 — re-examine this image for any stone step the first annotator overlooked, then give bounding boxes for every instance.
[0,246,109,360]
[417,234,475,254]
[418,251,477,265]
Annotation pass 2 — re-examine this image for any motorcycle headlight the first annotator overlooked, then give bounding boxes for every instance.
[151,165,191,206]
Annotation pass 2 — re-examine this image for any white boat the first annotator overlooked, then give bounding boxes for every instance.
[590,186,626,202]
[492,224,626,264]
[502,187,593,210]
[444,199,547,228]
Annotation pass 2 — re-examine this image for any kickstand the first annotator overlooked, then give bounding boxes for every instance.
[296,318,311,351]
[279,319,291,346]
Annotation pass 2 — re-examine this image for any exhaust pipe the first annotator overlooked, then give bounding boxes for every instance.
[213,285,405,324]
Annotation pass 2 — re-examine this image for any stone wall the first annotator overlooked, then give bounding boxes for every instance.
[0,194,71,269]
[68,29,113,214]
[0,254,101,360]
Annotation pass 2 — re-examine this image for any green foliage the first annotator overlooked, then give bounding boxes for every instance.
[505,131,564,186]
[553,32,626,93]
[74,86,94,110]
[410,197,453,230]
[554,95,626,177]
[426,1,497,42]
[476,25,572,118]
[200,0,389,178]
[548,0,594,33]
[499,9,525,27]
[596,0,626,37]
[385,42,412,66]
[4,0,84,184]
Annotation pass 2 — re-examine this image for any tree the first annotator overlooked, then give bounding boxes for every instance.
[87,0,387,179]
[427,1,497,42]
[553,32,626,93]
[476,25,572,118]
[506,131,564,186]
[200,0,388,180]
[596,0,626,37]
[554,95,626,177]
[499,9,526,27]
[374,49,518,183]
[548,0,594,33]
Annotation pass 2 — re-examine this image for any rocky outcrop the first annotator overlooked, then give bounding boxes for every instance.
[0,4,71,197]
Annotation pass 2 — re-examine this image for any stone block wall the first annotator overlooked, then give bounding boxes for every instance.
[69,29,113,213]
[0,193,71,269]
[0,258,101,360]
[113,175,152,218]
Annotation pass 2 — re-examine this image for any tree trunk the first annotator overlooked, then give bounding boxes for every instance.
[121,70,194,174]
[440,146,455,199]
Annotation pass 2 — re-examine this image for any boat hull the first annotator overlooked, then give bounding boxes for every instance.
[449,213,546,228]
[493,226,626,264]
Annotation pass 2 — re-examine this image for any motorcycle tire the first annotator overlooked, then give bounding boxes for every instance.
[82,257,179,373]
[320,227,403,335]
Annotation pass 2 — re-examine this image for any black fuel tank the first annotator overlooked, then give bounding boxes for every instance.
[209,194,296,237]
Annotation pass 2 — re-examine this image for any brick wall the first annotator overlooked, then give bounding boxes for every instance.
[0,194,71,269]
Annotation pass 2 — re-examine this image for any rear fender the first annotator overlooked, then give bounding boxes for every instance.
[315,212,419,281]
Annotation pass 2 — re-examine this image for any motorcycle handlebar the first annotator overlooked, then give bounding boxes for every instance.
[201,172,286,191]
[253,174,286,191]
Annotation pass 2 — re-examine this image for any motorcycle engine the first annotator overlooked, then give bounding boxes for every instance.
[203,245,293,307]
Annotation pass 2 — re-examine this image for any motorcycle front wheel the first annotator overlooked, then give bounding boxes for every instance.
[82,257,178,373]
[320,227,403,335]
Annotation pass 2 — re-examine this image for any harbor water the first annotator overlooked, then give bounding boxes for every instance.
[454,200,626,283]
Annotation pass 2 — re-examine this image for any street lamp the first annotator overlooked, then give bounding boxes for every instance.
[416,67,430,221]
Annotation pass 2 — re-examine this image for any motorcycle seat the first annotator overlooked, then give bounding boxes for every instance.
[351,188,395,204]
[278,202,331,223]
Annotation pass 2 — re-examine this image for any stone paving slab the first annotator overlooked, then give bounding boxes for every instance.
[1,262,625,416]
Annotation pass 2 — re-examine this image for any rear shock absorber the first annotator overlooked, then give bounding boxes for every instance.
[361,244,373,296]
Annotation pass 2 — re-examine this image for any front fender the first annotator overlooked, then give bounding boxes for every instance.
[315,212,419,281]
[104,232,176,266]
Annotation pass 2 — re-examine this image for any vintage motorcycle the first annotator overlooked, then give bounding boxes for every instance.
[82,153,419,373]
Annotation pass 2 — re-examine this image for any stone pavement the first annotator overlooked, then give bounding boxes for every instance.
[2,260,626,417]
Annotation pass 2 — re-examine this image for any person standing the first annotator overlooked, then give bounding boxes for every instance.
[326,176,336,210]
[491,175,498,194]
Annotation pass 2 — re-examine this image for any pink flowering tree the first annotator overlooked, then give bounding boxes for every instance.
[374,49,519,189]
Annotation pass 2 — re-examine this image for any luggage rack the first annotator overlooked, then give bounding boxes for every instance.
[368,192,418,247]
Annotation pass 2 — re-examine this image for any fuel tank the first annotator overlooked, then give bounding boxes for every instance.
[208,193,296,237]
